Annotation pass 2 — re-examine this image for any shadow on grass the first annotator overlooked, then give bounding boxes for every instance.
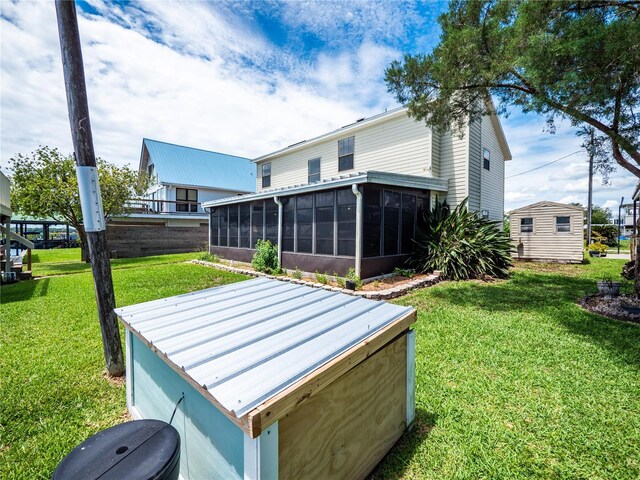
[1,277,50,304]
[367,409,437,479]
[420,272,640,366]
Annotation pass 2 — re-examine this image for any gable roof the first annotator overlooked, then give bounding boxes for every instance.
[253,101,512,163]
[140,138,255,193]
[510,201,584,214]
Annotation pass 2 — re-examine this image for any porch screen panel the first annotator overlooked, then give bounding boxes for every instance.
[282,197,294,252]
[296,194,313,253]
[265,201,279,245]
[401,194,416,254]
[210,209,219,246]
[417,194,430,230]
[251,201,264,248]
[219,206,228,247]
[337,188,356,256]
[383,191,400,255]
[229,205,239,248]
[315,191,334,255]
[239,204,250,248]
[363,187,381,257]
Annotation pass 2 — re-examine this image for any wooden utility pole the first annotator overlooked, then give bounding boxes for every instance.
[586,128,594,246]
[55,0,124,376]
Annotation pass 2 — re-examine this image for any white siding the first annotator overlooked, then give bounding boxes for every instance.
[439,127,469,207]
[467,119,482,212]
[256,114,432,191]
[480,115,506,222]
[510,203,584,263]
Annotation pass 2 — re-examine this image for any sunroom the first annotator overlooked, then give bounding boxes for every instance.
[203,171,448,279]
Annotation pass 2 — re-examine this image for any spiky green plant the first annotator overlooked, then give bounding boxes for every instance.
[410,199,512,280]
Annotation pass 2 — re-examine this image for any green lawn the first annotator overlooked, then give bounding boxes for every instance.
[1,255,638,479]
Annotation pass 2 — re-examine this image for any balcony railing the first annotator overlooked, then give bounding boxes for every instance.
[125,198,206,215]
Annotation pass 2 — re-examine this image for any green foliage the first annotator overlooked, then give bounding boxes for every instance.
[385,1,640,180]
[315,271,329,284]
[588,242,608,254]
[291,268,303,280]
[251,239,280,274]
[410,198,512,280]
[345,267,362,289]
[9,147,148,260]
[591,225,619,246]
[197,252,219,263]
[392,267,415,278]
[503,213,511,237]
[334,273,346,288]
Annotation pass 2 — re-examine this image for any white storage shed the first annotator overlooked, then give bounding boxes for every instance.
[116,277,416,479]
[510,201,584,263]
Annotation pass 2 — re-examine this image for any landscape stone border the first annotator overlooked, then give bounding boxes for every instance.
[191,260,441,300]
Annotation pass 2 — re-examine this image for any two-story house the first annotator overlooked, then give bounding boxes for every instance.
[203,103,511,278]
[107,138,255,257]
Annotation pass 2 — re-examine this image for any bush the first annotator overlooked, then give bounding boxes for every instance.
[251,239,280,273]
[410,198,512,280]
[588,242,608,253]
[591,225,618,246]
[292,268,303,280]
[197,252,219,263]
[346,267,362,289]
[315,271,328,284]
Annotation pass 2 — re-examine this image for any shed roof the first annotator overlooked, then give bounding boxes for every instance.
[510,201,584,214]
[202,170,448,208]
[141,138,255,192]
[116,278,415,434]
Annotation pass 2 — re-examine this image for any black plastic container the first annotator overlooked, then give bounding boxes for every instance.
[52,419,180,480]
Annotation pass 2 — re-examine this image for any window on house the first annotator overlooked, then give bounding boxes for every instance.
[219,206,228,246]
[483,148,490,171]
[228,205,239,247]
[520,217,533,233]
[383,191,401,255]
[556,216,570,233]
[337,188,356,256]
[265,200,279,245]
[147,163,154,179]
[239,203,250,248]
[363,188,381,258]
[315,191,334,255]
[296,194,313,253]
[282,197,295,252]
[176,188,198,212]
[338,136,354,171]
[261,163,271,188]
[308,158,321,183]
[210,208,219,246]
[251,201,264,247]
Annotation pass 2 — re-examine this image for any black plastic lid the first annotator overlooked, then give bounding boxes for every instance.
[52,419,180,480]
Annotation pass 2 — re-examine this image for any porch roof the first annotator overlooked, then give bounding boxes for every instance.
[202,171,448,208]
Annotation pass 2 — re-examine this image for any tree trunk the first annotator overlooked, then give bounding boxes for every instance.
[77,225,90,263]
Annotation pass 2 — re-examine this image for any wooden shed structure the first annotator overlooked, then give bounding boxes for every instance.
[116,278,416,479]
[510,201,584,263]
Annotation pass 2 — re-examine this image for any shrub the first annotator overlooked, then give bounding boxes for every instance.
[410,198,512,280]
[588,242,608,253]
[315,271,328,284]
[334,272,346,288]
[292,268,303,280]
[251,239,280,273]
[392,267,415,278]
[197,252,219,263]
[591,225,618,246]
[346,267,362,289]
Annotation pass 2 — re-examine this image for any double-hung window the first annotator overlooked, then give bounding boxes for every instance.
[308,158,321,183]
[176,188,197,212]
[338,136,354,171]
[556,216,570,233]
[483,148,490,171]
[520,217,533,233]
[261,163,271,188]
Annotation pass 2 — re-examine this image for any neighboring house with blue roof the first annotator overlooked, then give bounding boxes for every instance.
[139,138,255,215]
[106,139,254,258]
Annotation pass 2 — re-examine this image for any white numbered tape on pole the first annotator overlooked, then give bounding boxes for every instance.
[76,165,106,232]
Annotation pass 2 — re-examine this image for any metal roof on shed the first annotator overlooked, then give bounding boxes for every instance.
[115,278,414,419]
[142,138,255,192]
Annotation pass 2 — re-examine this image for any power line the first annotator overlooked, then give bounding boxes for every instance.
[506,150,583,179]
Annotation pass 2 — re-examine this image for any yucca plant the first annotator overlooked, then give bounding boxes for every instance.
[410,198,512,280]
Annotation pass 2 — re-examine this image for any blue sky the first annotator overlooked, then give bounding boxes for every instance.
[0,0,634,213]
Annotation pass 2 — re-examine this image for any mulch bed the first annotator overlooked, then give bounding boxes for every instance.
[580,294,640,324]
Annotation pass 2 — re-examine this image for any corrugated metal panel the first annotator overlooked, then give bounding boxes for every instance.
[144,139,255,193]
[116,278,414,418]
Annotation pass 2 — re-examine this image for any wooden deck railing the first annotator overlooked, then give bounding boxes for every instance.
[125,198,206,215]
